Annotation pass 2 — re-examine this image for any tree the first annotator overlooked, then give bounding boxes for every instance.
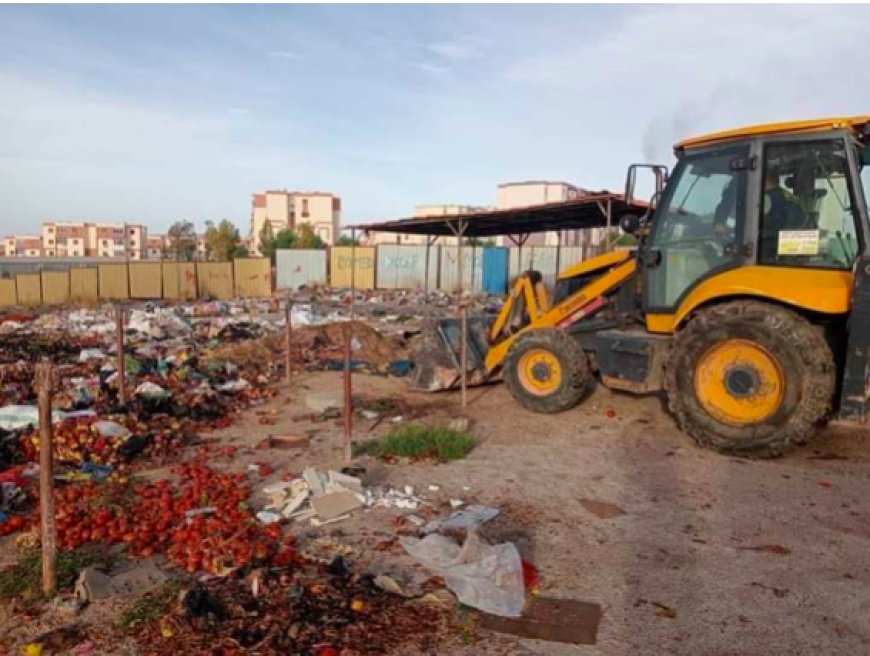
[258,221,275,258]
[231,244,249,259]
[274,228,296,250]
[293,223,326,249]
[336,234,360,247]
[166,220,197,261]
[204,219,241,261]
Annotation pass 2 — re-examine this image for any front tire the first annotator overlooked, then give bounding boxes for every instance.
[503,329,591,414]
[664,301,835,458]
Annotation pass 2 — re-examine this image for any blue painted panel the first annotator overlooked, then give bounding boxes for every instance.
[482,247,508,295]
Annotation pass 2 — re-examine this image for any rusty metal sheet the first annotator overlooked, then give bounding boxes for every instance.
[480,597,602,645]
[15,274,42,306]
[70,268,99,302]
[330,247,375,288]
[41,270,70,305]
[128,262,163,299]
[196,261,234,300]
[0,279,16,307]
[233,258,272,297]
[98,264,130,300]
[162,262,197,300]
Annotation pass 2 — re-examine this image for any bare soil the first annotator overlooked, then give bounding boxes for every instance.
[5,370,870,655]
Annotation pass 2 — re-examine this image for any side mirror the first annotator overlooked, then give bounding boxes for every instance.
[624,164,669,205]
[620,213,642,235]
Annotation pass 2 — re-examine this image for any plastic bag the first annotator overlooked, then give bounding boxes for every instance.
[401,526,524,617]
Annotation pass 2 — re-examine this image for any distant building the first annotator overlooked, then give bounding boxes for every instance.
[3,235,42,257]
[37,221,148,259]
[250,190,341,250]
[145,235,168,260]
[366,204,490,246]
[496,181,610,247]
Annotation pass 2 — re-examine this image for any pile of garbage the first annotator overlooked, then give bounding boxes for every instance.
[128,554,451,655]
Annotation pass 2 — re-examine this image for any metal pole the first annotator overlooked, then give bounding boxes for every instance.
[342,226,357,465]
[36,359,56,597]
[285,293,293,382]
[556,229,562,276]
[460,304,468,408]
[115,304,126,406]
[424,236,431,303]
[606,198,613,251]
[342,323,353,464]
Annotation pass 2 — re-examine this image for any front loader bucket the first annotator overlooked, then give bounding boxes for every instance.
[410,315,495,392]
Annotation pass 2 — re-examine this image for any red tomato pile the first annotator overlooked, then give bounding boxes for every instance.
[0,515,26,537]
[23,417,130,466]
[49,462,294,575]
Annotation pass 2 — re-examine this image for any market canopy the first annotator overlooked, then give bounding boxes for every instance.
[354,192,649,239]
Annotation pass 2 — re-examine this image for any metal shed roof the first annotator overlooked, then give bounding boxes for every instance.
[355,192,647,238]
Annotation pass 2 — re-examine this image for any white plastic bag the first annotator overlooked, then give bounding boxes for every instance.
[401,526,524,617]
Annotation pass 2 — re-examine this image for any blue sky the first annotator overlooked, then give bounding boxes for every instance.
[2,4,869,236]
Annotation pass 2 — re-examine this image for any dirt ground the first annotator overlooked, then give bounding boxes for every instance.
[5,367,869,655]
[190,370,870,656]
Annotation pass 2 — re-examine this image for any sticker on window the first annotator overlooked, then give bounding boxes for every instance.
[777,230,820,256]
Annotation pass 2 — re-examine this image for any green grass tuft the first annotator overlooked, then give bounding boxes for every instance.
[353,423,476,462]
[119,580,183,629]
[0,544,115,599]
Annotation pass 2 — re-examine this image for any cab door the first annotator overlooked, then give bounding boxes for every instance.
[644,145,750,313]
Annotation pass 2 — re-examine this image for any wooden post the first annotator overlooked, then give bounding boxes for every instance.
[285,295,293,382]
[115,305,126,406]
[460,303,468,409]
[342,323,353,464]
[36,359,56,597]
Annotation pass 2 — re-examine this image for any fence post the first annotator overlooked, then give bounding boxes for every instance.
[292,289,293,383]
[36,359,57,597]
[116,304,126,406]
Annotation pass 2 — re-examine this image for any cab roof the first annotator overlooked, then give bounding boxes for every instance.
[677,116,870,150]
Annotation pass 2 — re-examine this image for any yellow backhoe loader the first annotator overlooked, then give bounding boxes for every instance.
[413,116,870,457]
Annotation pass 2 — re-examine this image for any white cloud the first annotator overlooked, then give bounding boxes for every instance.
[412,61,451,75]
[504,5,870,161]
[428,41,476,60]
[267,50,301,59]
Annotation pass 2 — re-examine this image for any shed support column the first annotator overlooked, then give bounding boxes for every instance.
[556,229,562,278]
[446,219,469,408]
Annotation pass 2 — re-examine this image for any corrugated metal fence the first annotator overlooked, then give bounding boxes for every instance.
[0,244,612,307]
[276,250,327,290]
[0,257,272,308]
[376,245,438,290]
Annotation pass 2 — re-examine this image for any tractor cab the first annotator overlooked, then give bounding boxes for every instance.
[624,117,870,331]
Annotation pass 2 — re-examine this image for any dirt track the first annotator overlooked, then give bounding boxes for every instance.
[208,371,870,656]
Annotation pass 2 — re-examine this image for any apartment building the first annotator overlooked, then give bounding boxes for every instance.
[3,235,42,257]
[250,190,341,249]
[145,235,168,260]
[38,222,147,259]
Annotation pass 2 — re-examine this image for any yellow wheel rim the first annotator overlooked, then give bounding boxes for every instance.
[518,349,562,396]
[694,339,785,426]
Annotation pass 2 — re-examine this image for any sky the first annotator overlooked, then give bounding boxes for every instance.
[2,4,870,237]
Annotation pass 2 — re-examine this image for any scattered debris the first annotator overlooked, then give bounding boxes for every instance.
[736,544,792,556]
[423,504,500,534]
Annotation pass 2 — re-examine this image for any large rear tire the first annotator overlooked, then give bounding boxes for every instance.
[504,329,591,414]
[664,301,835,458]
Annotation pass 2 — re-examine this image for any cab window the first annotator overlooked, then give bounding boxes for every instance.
[647,146,747,309]
[759,140,859,269]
